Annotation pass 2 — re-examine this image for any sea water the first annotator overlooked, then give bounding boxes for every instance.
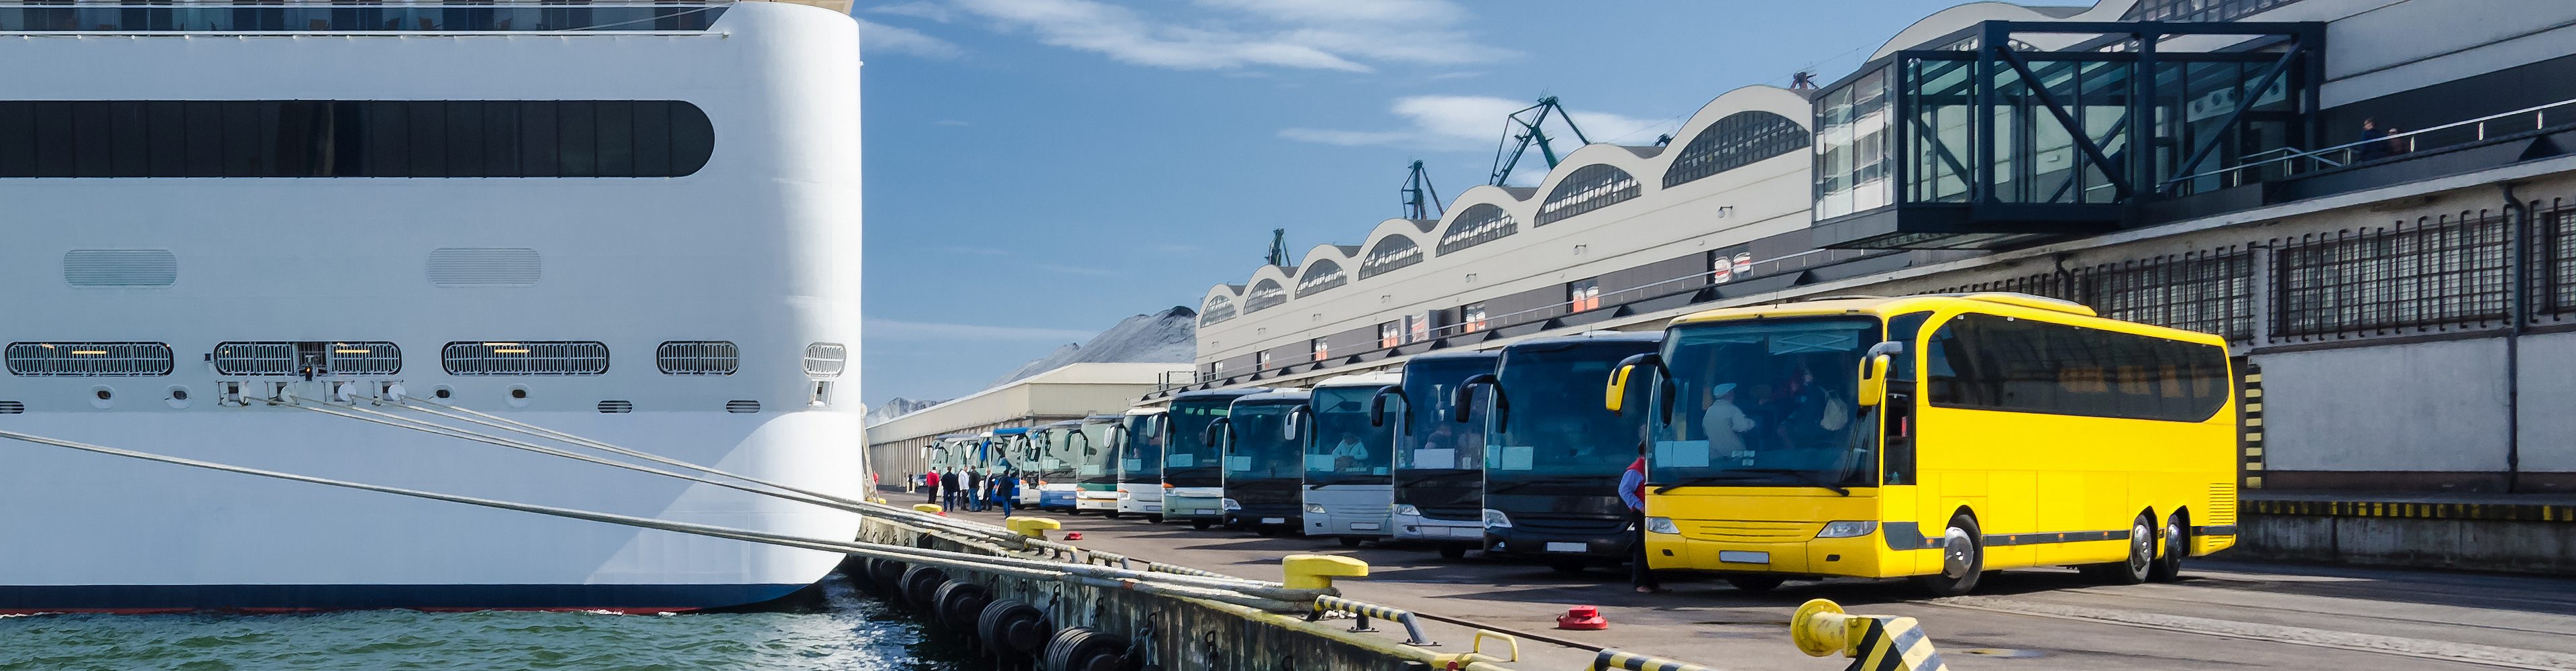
[0,575,986,671]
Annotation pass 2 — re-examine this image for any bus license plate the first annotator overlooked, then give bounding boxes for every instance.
[1350,522,1381,531]
[1545,542,1587,553]
[1193,509,1214,516]
[1719,551,1772,564]
[1260,517,1286,525]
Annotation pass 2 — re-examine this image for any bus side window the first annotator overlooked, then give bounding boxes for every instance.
[1883,312,1932,486]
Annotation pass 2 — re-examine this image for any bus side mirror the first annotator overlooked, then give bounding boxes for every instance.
[1452,374,1503,429]
[1285,405,1308,441]
[1368,386,1404,429]
[1607,351,1669,418]
[1857,341,1902,407]
[1203,417,1232,448]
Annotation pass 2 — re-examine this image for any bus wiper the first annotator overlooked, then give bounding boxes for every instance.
[1726,468,1851,497]
[1484,476,1595,495]
[1651,473,1766,494]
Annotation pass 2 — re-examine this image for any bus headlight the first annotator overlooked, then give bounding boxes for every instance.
[1645,517,1680,535]
[1222,499,1242,511]
[1815,521,1878,538]
[1304,503,1327,514]
[1482,509,1511,529]
[1393,504,1421,517]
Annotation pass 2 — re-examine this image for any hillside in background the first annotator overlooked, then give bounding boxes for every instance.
[984,306,1197,388]
[862,397,948,425]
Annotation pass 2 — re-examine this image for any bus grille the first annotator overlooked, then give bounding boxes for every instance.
[2207,484,2238,525]
[1675,519,1818,543]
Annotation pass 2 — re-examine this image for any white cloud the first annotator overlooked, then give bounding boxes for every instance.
[947,0,1506,73]
[857,17,963,59]
[865,1,956,22]
[1281,95,1674,152]
[869,319,1099,342]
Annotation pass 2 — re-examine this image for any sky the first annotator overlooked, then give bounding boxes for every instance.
[857,0,2017,408]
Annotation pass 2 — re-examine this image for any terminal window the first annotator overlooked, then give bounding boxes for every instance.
[1567,278,1602,312]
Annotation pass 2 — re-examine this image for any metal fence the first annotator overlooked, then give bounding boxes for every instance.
[1927,197,2576,346]
[2272,210,2512,341]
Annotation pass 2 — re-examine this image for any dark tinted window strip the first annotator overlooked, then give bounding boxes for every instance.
[0,5,725,32]
[1926,313,2229,422]
[0,100,711,178]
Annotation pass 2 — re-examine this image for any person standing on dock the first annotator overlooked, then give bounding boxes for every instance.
[924,470,942,505]
[967,469,987,512]
[1621,442,1661,593]
[994,470,1018,517]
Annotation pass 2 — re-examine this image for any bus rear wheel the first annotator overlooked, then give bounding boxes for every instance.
[2082,514,2155,585]
[1437,547,1468,560]
[2149,513,2188,582]
[1915,515,1983,597]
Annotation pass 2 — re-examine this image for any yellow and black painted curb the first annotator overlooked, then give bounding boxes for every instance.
[1591,648,1723,671]
[2249,499,2576,523]
[2240,363,2264,488]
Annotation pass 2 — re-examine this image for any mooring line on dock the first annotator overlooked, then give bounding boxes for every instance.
[0,427,1320,611]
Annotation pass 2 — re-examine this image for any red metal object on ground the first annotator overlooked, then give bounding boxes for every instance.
[1557,605,1607,629]
[1065,532,1083,540]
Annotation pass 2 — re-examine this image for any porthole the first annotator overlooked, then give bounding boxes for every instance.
[89,385,115,409]
[166,386,191,409]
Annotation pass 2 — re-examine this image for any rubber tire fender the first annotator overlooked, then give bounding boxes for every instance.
[977,599,1051,657]
[930,580,994,630]
[898,565,949,612]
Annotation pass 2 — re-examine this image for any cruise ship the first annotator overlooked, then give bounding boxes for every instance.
[0,0,865,612]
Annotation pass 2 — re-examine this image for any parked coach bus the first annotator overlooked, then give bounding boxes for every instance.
[1456,331,1661,573]
[1032,419,1084,511]
[1114,408,1167,520]
[1165,389,1267,530]
[1073,414,1123,515]
[1299,372,1402,547]
[1208,389,1310,535]
[1373,350,1499,559]
[1607,293,2237,595]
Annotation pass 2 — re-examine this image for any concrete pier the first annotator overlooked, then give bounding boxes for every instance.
[911,505,2576,671]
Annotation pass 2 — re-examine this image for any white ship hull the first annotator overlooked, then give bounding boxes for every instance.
[0,1,865,611]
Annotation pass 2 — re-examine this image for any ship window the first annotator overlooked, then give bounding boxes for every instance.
[804,342,847,378]
[212,342,402,376]
[657,341,740,376]
[0,100,712,178]
[5,342,173,377]
[441,341,609,376]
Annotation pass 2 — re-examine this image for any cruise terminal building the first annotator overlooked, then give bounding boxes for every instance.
[1171,0,2576,568]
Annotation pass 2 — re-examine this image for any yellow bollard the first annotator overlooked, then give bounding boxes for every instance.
[1790,599,1950,671]
[1281,554,1367,590]
[1006,516,1061,539]
[914,503,944,515]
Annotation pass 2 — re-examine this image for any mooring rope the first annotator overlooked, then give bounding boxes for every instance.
[0,427,1313,610]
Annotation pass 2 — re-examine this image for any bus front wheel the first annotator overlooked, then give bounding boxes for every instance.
[2149,512,2188,582]
[1916,515,1983,597]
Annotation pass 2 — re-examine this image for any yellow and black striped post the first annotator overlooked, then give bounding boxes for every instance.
[1790,599,1949,671]
[2240,362,2264,489]
[1591,648,1725,671]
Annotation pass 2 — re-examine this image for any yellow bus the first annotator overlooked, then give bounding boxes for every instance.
[1605,293,2237,595]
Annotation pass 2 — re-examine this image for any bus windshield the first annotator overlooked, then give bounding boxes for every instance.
[1077,421,1117,482]
[1167,399,1231,477]
[1224,403,1303,480]
[1652,317,1878,488]
[1039,427,1077,480]
[1398,358,1493,472]
[1307,386,1391,484]
[1488,344,1651,479]
[1120,413,1165,478]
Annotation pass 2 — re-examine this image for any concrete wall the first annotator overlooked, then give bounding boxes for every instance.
[2516,331,2576,474]
[2237,514,2576,574]
[2255,338,2512,473]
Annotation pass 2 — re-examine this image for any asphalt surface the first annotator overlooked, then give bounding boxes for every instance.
[935,503,2576,671]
